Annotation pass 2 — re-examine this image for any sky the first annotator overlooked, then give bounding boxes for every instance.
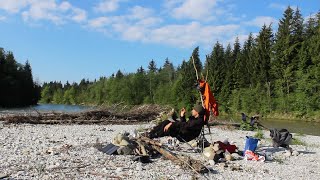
[0,0,318,84]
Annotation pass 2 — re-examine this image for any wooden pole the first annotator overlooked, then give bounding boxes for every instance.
[191,55,199,80]
[191,55,204,107]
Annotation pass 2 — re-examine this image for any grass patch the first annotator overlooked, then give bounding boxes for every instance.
[254,129,264,139]
[291,137,307,146]
[239,122,254,131]
[295,132,306,137]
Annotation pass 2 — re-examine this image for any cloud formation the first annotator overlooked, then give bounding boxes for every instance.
[244,16,277,27]
[0,0,28,13]
[268,3,286,10]
[0,15,6,21]
[94,0,121,13]
[86,4,241,48]
[167,0,219,21]
[0,0,87,24]
[0,0,279,48]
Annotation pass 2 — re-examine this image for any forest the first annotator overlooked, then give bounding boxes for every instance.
[5,7,319,120]
[0,48,41,108]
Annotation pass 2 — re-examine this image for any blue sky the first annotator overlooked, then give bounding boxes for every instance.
[0,0,318,84]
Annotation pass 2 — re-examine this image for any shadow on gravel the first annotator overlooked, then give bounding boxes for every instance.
[297,151,316,154]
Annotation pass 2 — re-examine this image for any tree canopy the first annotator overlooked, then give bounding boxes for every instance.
[38,7,320,119]
[0,48,41,107]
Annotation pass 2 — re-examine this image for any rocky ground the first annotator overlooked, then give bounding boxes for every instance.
[0,121,319,180]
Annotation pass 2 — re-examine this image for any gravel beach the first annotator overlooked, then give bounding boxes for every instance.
[0,122,319,180]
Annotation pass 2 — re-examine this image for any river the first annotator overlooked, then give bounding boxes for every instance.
[1,104,319,136]
[258,118,320,136]
[0,104,93,114]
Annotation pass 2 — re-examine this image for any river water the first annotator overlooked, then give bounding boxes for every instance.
[1,104,319,136]
[258,118,320,136]
[0,104,93,114]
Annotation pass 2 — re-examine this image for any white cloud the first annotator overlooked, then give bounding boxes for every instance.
[305,13,317,22]
[94,0,120,13]
[88,6,161,29]
[163,0,183,9]
[268,3,286,11]
[88,17,111,28]
[129,6,153,19]
[0,0,87,24]
[22,1,62,24]
[71,8,87,23]
[136,17,162,27]
[245,16,277,27]
[87,2,240,48]
[59,1,71,12]
[169,0,219,21]
[107,19,240,48]
[0,15,6,21]
[147,22,239,47]
[17,0,87,24]
[0,0,28,13]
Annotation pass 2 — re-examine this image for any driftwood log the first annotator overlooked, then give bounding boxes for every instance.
[0,105,170,125]
[139,137,209,174]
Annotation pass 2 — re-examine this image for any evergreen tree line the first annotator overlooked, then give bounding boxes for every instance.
[0,48,41,108]
[41,7,320,118]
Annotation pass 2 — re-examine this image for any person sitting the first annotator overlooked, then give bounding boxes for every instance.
[147,104,205,142]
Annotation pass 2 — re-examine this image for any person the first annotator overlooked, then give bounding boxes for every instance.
[270,128,292,149]
[147,104,205,142]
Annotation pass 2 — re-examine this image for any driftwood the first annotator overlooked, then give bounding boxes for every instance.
[139,136,162,146]
[0,105,170,125]
[139,137,209,174]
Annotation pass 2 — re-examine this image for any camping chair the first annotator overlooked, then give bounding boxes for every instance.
[175,119,211,153]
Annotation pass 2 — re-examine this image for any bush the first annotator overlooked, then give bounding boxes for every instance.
[240,122,254,131]
[254,129,264,139]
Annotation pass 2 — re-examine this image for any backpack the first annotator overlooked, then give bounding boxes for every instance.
[269,128,292,148]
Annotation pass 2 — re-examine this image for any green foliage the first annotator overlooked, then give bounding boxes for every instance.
[38,8,320,120]
[254,129,264,139]
[291,137,306,146]
[239,122,253,131]
[0,48,40,107]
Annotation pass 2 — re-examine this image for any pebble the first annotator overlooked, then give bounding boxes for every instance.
[0,123,319,180]
[292,150,300,156]
[115,167,123,173]
[284,150,292,157]
[136,165,143,171]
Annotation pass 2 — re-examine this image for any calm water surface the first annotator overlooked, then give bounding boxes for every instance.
[260,118,320,136]
[0,104,93,114]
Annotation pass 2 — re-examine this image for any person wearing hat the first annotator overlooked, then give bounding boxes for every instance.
[147,104,206,142]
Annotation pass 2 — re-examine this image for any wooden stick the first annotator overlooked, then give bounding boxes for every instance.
[139,137,209,174]
[139,136,162,146]
[191,55,199,80]
[205,55,209,82]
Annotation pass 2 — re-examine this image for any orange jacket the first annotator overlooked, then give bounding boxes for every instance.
[198,80,219,121]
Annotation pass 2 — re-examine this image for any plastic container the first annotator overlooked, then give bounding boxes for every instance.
[243,136,259,154]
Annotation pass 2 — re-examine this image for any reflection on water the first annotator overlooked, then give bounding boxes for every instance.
[0,104,93,114]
